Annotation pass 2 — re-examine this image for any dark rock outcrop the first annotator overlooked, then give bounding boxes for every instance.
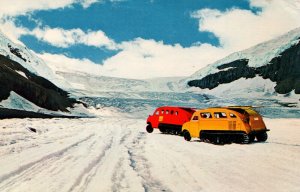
[0,54,76,111]
[188,40,300,94]
[8,43,27,62]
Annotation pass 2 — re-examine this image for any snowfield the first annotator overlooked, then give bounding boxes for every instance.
[0,116,299,192]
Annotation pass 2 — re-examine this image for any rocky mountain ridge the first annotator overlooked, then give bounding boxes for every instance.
[0,32,78,115]
[187,27,300,95]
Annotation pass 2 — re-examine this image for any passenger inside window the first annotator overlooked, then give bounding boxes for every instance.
[175,111,178,116]
[214,112,227,118]
[230,113,237,118]
[166,110,169,114]
[155,110,160,115]
[221,112,227,118]
[201,113,212,118]
[161,110,164,114]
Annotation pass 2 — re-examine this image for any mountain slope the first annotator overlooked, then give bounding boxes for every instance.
[187,27,300,95]
[0,32,77,113]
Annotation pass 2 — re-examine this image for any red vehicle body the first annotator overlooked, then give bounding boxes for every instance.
[146,106,195,134]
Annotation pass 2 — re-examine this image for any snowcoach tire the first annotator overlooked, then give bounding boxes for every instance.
[177,130,182,136]
[256,132,268,142]
[249,135,255,143]
[241,133,250,144]
[146,124,153,133]
[183,131,191,141]
[159,126,166,133]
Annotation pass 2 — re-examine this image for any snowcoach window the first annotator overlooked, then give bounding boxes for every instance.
[161,110,164,114]
[229,113,236,118]
[200,112,212,118]
[192,116,199,120]
[229,108,248,116]
[166,110,169,114]
[175,111,178,116]
[155,110,160,115]
[170,110,174,115]
[214,112,227,118]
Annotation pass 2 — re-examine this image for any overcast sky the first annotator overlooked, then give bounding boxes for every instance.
[0,0,300,79]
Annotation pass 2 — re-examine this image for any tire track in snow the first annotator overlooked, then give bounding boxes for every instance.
[63,118,128,192]
[151,142,203,191]
[110,123,141,192]
[2,118,170,192]
[268,141,300,147]
[0,133,95,191]
[81,119,148,192]
[0,119,91,157]
[126,131,171,192]
[67,136,114,192]
[111,157,128,192]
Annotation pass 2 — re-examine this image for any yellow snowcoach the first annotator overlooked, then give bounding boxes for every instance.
[182,106,269,144]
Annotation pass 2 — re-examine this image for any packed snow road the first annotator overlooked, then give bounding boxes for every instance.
[0,117,299,192]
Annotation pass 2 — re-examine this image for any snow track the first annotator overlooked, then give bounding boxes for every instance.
[0,117,300,192]
[0,118,168,192]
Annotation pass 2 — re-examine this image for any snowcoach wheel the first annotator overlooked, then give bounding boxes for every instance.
[215,136,223,145]
[241,133,250,144]
[256,132,268,142]
[177,130,183,136]
[183,131,191,141]
[146,124,153,133]
[159,126,166,133]
[249,135,255,143]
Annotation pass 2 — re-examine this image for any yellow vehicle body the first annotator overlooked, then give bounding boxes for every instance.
[182,106,269,144]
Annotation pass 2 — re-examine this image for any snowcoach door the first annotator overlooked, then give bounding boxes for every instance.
[189,114,201,137]
[228,113,238,131]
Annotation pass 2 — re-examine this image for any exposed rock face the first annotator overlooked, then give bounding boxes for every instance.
[188,41,300,94]
[7,44,27,62]
[0,54,76,111]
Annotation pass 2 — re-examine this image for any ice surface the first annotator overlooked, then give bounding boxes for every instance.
[0,117,299,192]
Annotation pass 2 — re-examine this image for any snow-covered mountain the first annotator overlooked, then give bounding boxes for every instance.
[186,27,300,96]
[1,27,299,118]
[50,26,300,118]
[0,31,81,117]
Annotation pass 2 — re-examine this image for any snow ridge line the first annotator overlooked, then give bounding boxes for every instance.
[68,137,114,192]
[0,133,95,185]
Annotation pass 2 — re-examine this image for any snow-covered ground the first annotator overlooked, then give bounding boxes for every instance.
[0,115,299,192]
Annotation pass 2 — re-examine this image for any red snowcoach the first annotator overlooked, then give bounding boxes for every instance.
[146,106,195,134]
